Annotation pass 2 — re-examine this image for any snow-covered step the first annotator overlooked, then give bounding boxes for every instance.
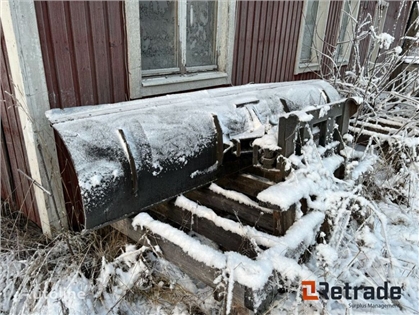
[150,199,259,258]
[349,107,419,143]
[186,186,272,227]
[112,207,325,313]
[110,157,339,313]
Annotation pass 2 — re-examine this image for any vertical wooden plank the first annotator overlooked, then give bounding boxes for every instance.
[260,0,274,83]
[281,1,297,82]
[88,1,112,104]
[68,1,95,106]
[321,1,342,77]
[242,1,255,85]
[107,1,127,103]
[63,1,82,107]
[34,1,61,109]
[270,1,283,82]
[0,123,14,205]
[249,1,262,83]
[235,1,247,85]
[231,0,240,86]
[356,1,377,64]
[265,1,279,83]
[290,1,305,81]
[47,1,78,108]
[254,1,268,83]
[384,1,411,47]
[275,1,290,82]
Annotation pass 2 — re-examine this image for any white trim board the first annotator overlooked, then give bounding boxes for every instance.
[1,0,68,236]
[294,0,331,75]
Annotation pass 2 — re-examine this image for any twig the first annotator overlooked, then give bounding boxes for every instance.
[17,169,51,196]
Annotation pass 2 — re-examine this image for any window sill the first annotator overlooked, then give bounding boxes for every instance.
[141,71,230,97]
[295,62,321,74]
[334,58,349,67]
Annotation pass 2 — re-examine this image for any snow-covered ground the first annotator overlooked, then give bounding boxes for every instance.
[1,114,418,314]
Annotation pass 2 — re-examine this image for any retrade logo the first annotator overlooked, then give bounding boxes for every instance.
[301,281,402,301]
[302,280,319,301]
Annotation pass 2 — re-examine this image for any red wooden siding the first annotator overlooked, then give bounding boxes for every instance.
[234,1,303,84]
[1,124,13,207]
[35,1,128,109]
[34,1,128,228]
[232,1,344,86]
[232,1,413,86]
[0,30,40,225]
[321,1,344,78]
[383,1,412,47]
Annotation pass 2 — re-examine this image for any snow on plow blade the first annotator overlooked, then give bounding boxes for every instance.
[46,80,346,229]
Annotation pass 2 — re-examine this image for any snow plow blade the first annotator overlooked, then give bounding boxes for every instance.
[46,80,349,229]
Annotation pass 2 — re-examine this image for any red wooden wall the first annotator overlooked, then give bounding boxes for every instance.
[1,29,40,225]
[232,1,344,85]
[383,1,413,47]
[232,1,412,85]
[233,1,310,85]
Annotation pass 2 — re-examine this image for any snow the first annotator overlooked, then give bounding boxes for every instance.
[403,55,420,64]
[377,32,394,49]
[132,211,273,292]
[208,183,273,214]
[174,195,279,248]
[225,252,272,293]
[394,46,403,55]
[90,174,102,187]
[132,212,226,270]
[257,153,344,210]
[252,130,281,151]
[349,125,419,147]
[190,161,218,179]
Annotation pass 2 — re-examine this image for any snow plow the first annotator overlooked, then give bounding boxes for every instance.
[46,80,357,230]
[47,80,359,312]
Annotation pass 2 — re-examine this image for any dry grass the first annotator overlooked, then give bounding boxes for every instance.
[0,205,216,314]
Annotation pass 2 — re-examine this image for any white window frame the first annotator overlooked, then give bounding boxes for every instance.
[294,0,330,74]
[125,0,236,99]
[369,1,389,65]
[335,0,361,65]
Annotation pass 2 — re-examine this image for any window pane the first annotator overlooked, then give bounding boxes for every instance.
[337,0,351,58]
[300,0,319,63]
[186,1,216,67]
[139,1,178,71]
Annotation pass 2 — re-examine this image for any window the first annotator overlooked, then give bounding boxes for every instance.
[295,0,330,74]
[125,0,236,98]
[335,0,361,64]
